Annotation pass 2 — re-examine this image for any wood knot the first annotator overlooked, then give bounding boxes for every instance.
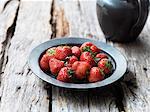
[143,67,147,71]
[16,86,21,92]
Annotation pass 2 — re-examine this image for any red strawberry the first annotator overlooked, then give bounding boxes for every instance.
[80,52,95,66]
[71,61,80,70]
[66,56,78,67]
[40,54,50,71]
[80,42,100,54]
[57,67,74,82]
[72,61,91,80]
[46,47,56,56]
[71,46,81,57]
[49,58,64,75]
[40,47,56,71]
[96,53,108,59]
[94,53,109,63]
[55,46,72,60]
[98,58,113,74]
[88,67,104,82]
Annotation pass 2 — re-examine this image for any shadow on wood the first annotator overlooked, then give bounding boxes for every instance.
[48,70,138,112]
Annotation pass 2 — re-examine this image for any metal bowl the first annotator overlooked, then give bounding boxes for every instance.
[28,37,127,89]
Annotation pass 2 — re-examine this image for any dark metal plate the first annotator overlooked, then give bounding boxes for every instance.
[28,37,127,89]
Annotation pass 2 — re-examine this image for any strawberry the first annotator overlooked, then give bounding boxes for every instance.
[57,67,74,82]
[72,61,91,80]
[46,47,56,56]
[71,46,81,58]
[40,54,50,71]
[80,42,100,54]
[49,58,64,75]
[94,53,108,63]
[65,55,78,67]
[55,46,72,60]
[96,53,108,59]
[80,52,95,66]
[98,58,113,74]
[40,47,56,71]
[88,67,104,82]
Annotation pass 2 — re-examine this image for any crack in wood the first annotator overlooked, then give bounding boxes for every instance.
[49,0,69,39]
[111,81,126,112]
[2,0,11,12]
[47,1,56,111]
[44,83,52,112]
[87,90,90,112]
[77,0,81,12]
[15,86,21,92]
[0,0,20,85]
[109,99,115,112]
[50,0,56,39]
[2,0,20,12]
[143,67,148,71]
[122,69,138,101]
[48,0,70,111]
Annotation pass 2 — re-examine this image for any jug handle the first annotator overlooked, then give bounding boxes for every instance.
[133,0,142,27]
[131,0,149,30]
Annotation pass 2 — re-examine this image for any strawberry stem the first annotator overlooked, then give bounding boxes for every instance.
[82,46,96,58]
[99,68,105,76]
[47,49,55,55]
[67,69,75,77]
[105,60,113,69]
[94,57,101,63]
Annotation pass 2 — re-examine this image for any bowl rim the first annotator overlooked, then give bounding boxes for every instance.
[28,37,127,89]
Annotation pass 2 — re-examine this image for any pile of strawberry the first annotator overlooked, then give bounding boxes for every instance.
[40,42,113,83]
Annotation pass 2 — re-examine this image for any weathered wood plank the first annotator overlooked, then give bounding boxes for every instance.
[51,1,89,112]
[0,0,10,13]
[1,0,149,112]
[0,1,52,112]
[112,15,150,112]
[51,0,118,112]
[0,0,19,76]
[78,1,119,112]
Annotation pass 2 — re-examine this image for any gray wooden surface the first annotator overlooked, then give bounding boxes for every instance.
[0,0,150,112]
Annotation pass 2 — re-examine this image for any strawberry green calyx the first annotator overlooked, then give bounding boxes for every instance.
[105,60,113,69]
[91,52,97,58]
[47,49,55,55]
[67,69,75,77]
[94,57,101,63]
[99,68,105,76]
[83,46,96,58]
[83,46,91,52]
[64,61,68,66]
[64,46,71,48]
[86,70,90,75]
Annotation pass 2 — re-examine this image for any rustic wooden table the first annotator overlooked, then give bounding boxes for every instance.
[0,0,150,112]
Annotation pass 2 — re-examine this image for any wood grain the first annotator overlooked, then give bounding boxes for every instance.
[0,0,19,81]
[0,1,52,112]
[51,1,89,112]
[112,15,150,112]
[51,0,118,112]
[0,0,10,13]
[0,0,150,112]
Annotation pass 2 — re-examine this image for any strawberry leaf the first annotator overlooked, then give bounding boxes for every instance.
[47,49,55,55]
[83,46,91,52]
[82,46,96,58]
[86,70,90,75]
[67,69,75,77]
[99,68,105,76]
[64,61,68,66]
[94,57,101,63]
[105,61,113,69]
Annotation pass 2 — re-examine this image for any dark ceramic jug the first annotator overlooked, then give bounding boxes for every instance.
[96,0,149,42]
